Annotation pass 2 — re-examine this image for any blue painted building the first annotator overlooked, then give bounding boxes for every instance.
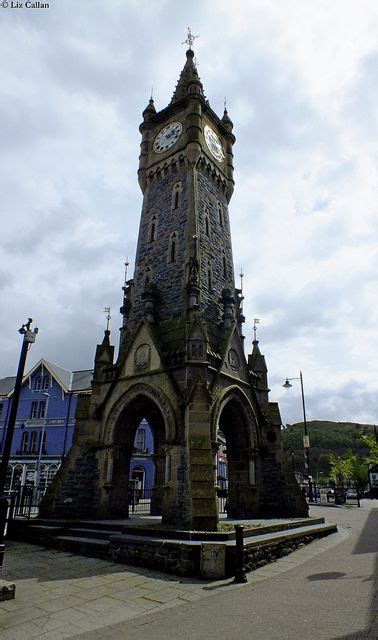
[0,359,155,494]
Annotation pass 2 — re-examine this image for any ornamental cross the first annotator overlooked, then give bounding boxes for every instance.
[182,27,198,49]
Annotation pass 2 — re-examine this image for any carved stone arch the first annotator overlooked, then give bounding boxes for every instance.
[148,211,158,243]
[212,386,261,518]
[171,181,182,210]
[103,382,177,447]
[211,385,260,449]
[168,231,178,263]
[100,382,178,518]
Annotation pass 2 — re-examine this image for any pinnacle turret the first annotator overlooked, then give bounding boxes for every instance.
[249,339,267,373]
[142,97,156,121]
[222,108,233,132]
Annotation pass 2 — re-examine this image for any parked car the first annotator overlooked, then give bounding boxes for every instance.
[346,489,358,499]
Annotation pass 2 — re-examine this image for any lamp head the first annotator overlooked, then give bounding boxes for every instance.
[283,379,292,389]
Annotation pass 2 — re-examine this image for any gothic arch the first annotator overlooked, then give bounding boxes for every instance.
[103,382,177,447]
[212,386,261,518]
[101,382,177,518]
[211,386,260,449]
[171,181,182,210]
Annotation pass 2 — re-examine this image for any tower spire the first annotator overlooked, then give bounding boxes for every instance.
[170,31,204,104]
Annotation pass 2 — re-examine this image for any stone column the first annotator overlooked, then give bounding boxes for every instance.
[186,381,218,530]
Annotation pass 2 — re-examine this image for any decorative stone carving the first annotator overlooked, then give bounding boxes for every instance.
[228,349,239,370]
[134,343,151,370]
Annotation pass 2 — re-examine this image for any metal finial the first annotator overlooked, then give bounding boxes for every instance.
[103,307,111,332]
[182,27,199,50]
[253,318,260,341]
[239,268,244,293]
[150,87,153,100]
[124,257,129,286]
[224,96,227,111]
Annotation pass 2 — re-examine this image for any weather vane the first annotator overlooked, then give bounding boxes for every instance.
[124,257,129,285]
[253,318,260,341]
[239,268,244,293]
[103,307,111,332]
[182,27,198,50]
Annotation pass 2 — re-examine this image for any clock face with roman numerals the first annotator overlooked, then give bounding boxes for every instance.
[153,122,182,153]
[204,125,225,162]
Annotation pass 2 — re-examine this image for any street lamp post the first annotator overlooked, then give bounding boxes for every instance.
[0,319,38,569]
[283,371,314,502]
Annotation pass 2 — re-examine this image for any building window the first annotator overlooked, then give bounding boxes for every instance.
[218,202,224,227]
[39,401,46,419]
[130,466,145,497]
[207,261,212,290]
[171,181,182,210]
[223,254,227,278]
[42,375,49,390]
[35,376,42,390]
[135,428,146,452]
[168,232,178,263]
[21,432,29,454]
[30,432,38,454]
[204,208,210,237]
[148,213,157,243]
[30,401,38,419]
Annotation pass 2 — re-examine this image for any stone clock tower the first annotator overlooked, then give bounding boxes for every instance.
[42,45,307,530]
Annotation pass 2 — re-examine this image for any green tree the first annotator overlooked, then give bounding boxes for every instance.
[348,454,368,490]
[362,434,378,465]
[329,454,353,484]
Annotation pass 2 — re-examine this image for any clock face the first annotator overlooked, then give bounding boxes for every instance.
[153,122,182,153]
[204,125,225,162]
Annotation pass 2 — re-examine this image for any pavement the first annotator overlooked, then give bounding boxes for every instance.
[0,501,376,640]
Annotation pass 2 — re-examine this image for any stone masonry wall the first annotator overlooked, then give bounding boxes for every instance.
[129,165,188,325]
[196,165,235,324]
[48,449,100,519]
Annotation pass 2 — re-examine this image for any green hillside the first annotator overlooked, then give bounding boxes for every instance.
[281,421,376,479]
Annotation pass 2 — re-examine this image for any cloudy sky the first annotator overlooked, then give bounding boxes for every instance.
[0,0,377,425]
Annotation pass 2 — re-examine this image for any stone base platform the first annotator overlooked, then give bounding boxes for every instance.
[6,515,337,580]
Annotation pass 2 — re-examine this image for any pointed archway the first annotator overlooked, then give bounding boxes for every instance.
[104,394,167,518]
[215,389,260,518]
[101,383,177,521]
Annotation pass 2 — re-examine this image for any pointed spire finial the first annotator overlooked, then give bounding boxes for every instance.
[150,87,153,100]
[103,307,111,332]
[124,257,129,286]
[253,318,260,342]
[182,27,198,50]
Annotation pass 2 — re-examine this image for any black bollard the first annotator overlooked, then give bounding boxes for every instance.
[234,524,247,583]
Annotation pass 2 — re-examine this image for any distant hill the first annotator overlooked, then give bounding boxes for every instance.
[281,421,376,479]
